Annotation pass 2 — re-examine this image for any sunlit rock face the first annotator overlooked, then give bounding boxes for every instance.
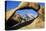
[5,1,44,29]
[6,9,15,20]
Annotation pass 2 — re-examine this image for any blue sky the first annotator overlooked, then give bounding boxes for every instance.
[5,1,45,17]
[16,9,38,17]
[5,1,45,10]
[6,1,20,10]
